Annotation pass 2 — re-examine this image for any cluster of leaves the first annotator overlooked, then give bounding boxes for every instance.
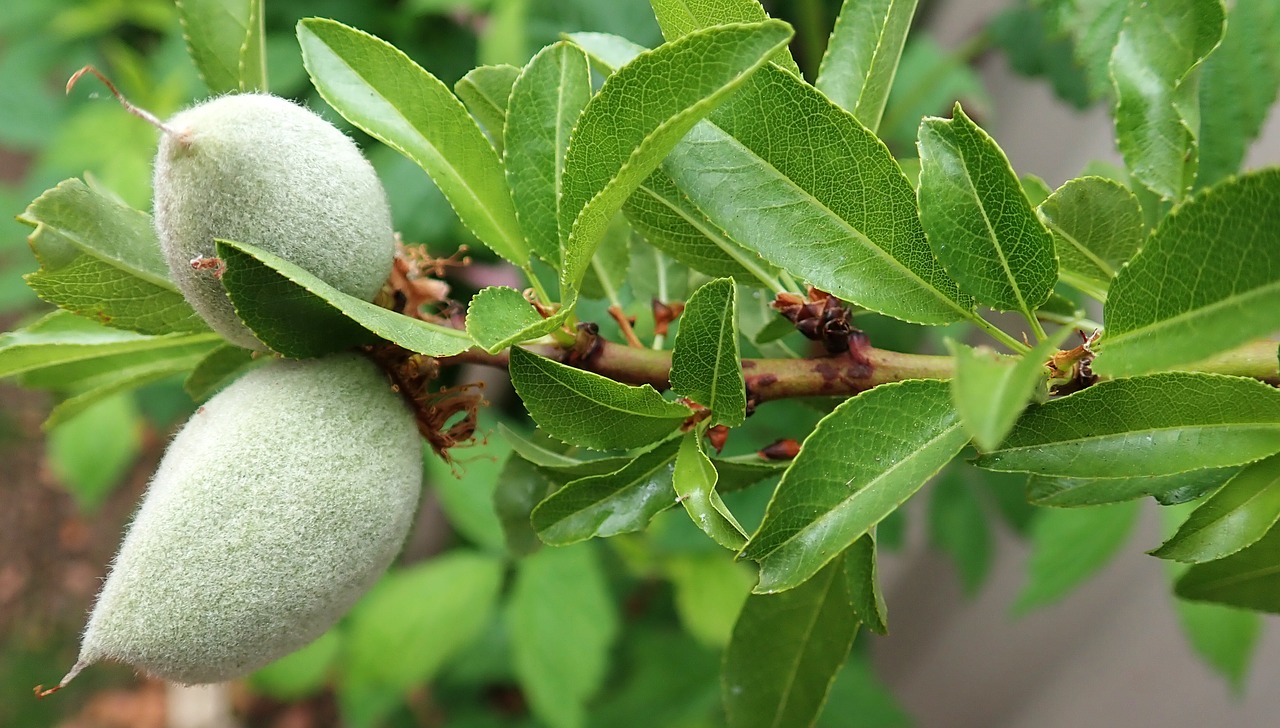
[5,0,1280,725]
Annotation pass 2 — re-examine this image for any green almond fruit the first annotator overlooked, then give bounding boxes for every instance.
[153,93,394,350]
[57,353,421,685]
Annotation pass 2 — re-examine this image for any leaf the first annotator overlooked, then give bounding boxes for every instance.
[176,0,266,94]
[1176,520,1280,613]
[0,310,220,380]
[1026,467,1239,508]
[507,346,691,450]
[1153,454,1280,563]
[917,103,1057,316]
[1014,500,1139,614]
[558,21,794,294]
[975,373,1280,478]
[250,629,340,701]
[339,554,504,727]
[493,453,559,557]
[46,393,141,513]
[662,65,974,324]
[1109,0,1224,199]
[1036,176,1144,301]
[183,344,258,402]
[465,286,559,354]
[426,421,508,553]
[845,532,888,634]
[455,63,521,152]
[722,556,859,728]
[816,0,920,132]
[1173,599,1262,692]
[17,179,208,335]
[624,169,780,284]
[928,471,993,595]
[217,239,473,358]
[666,553,755,648]
[1197,1,1280,188]
[670,278,746,427]
[531,436,681,545]
[880,36,991,148]
[1092,169,1280,376]
[673,431,748,550]
[504,42,592,266]
[1045,0,1127,100]
[507,543,618,728]
[298,18,527,266]
[946,331,1067,452]
[743,380,969,593]
[648,0,802,76]
[817,653,912,728]
[987,3,1092,110]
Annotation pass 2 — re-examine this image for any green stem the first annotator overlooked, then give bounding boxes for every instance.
[778,270,803,294]
[652,248,669,350]
[522,264,551,305]
[1025,311,1048,342]
[969,314,1029,353]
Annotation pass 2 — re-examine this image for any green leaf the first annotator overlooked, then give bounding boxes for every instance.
[1092,169,1280,376]
[1173,599,1261,692]
[17,179,208,335]
[504,42,592,266]
[507,543,618,728]
[670,278,746,427]
[183,344,258,402]
[624,170,780,284]
[493,453,559,557]
[426,421,508,553]
[946,332,1067,452]
[1027,467,1239,508]
[818,654,912,728]
[917,103,1057,317]
[722,556,859,728]
[531,436,681,545]
[987,4,1092,110]
[455,63,521,153]
[664,65,974,324]
[743,380,969,592]
[339,554,504,727]
[1045,0,1127,100]
[1176,520,1280,613]
[0,310,220,381]
[297,18,527,266]
[250,629,340,701]
[1036,176,1144,301]
[666,553,755,648]
[176,0,266,94]
[1197,1,1280,188]
[816,0,920,132]
[845,532,888,634]
[217,238,472,358]
[508,346,691,450]
[649,0,802,76]
[1109,0,1224,199]
[1153,454,1280,563]
[464,286,558,354]
[880,36,991,148]
[975,373,1280,478]
[928,471,993,595]
[559,21,794,294]
[673,431,749,550]
[46,393,141,513]
[1014,500,1139,614]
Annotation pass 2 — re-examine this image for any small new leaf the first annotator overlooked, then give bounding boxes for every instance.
[670,278,746,427]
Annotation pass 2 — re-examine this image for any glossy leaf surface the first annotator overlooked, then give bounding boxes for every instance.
[1154,454,1280,563]
[18,179,207,335]
[1093,169,1280,376]
[1177,522,1280,613]
[1110,0,1224,199]
[455,64,520,153]
[1027,467,1239,508]
[817,0,919,131]
[298,18,527,266]
[531,436,680,544]
[508,346,691,450]
[1036,176,1144,301]
[670,278,746,427]
[917,104,1057,316]
[722,557,858,728]
[465,286,557,353]
[504,42,591,266]
[976,373,1280,478]
[559,21,793,293]
[649,0,802,75]
[217,239,472,357]
[743,380,968,592]
[673,432,748,550]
